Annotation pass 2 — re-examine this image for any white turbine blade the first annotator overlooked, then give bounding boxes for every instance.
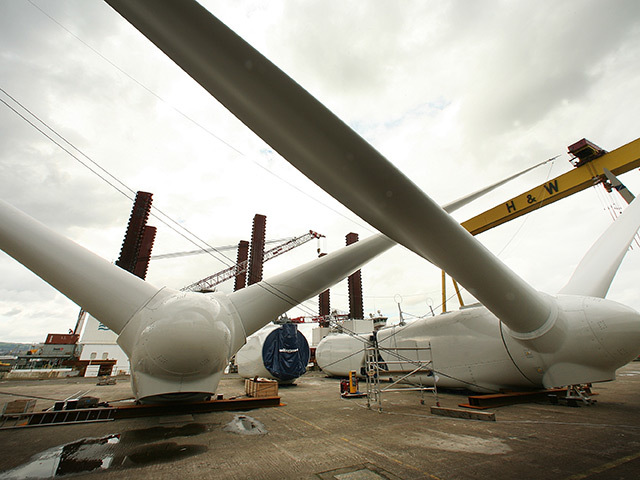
[559,197,640,298]
[0,199,160,333]
[407,161,555,266]
[229,235,394,336]
[443,156,557,213]
[105,0,552,336]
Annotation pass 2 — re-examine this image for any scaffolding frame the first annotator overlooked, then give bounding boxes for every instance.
[365,339,438,412]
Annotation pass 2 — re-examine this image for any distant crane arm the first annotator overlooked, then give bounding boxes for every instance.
[182,230,324,292]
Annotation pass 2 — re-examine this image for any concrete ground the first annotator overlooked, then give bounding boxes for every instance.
[0,363,639,480]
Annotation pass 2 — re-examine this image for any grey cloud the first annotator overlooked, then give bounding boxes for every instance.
[2,308,22,317]
[445,1,640,138]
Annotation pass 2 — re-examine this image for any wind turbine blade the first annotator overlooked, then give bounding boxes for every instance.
[229,235,394,336]
[0,199,160,334]
[105,0,552,336]
[406,161,556,266]
[443,156,557,213]
[559,196,640,298]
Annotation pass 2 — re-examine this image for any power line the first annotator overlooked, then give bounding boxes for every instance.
[0,87,238,269]
[1,86,331,318]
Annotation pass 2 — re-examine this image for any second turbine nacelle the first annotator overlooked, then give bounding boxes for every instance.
[116,289,246,403]
[316,295,640,392]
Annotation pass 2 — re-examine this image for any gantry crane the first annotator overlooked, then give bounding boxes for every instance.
[439,137,640,313]
[461,137,640,235]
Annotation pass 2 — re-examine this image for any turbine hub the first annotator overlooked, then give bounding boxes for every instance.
[133,294,232,378]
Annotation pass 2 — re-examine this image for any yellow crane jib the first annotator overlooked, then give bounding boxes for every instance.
[461,137,640,236]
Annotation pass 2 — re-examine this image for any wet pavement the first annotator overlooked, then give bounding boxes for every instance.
[1,363,640,479]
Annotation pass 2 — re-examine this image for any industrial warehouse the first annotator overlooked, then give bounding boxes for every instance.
[2,1,640,479]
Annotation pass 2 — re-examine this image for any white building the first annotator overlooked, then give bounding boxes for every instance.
[78,314,130,376]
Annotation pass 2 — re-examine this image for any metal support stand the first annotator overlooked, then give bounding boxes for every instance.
[563,384,595,406]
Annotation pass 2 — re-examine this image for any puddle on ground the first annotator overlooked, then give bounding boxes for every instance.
[223,415,267,435]
[122,442,207,466]
[0,434,121,479]
[0,425,210,479]
[0,445,64,480]
[120,423,208,443]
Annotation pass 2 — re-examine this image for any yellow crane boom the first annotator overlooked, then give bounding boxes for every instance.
[462,137,640,236]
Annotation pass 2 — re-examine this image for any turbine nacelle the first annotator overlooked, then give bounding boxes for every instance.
[317,295,640,392]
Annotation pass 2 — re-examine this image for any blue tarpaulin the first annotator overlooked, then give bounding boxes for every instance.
[262,323,310,381]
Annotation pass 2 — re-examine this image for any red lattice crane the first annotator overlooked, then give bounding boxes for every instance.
[182,230,324,292]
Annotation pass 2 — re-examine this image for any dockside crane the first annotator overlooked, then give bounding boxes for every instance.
[462,137,640,235]
[436,137,640,313]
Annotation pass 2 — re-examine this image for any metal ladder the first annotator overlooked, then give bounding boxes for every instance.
[365,337,382,411]
[1,407,116,430]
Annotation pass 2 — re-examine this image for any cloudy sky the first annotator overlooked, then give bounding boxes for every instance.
[1,0,640,343]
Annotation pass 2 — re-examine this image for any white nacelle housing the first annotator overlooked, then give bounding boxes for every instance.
[317,297,640,393]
